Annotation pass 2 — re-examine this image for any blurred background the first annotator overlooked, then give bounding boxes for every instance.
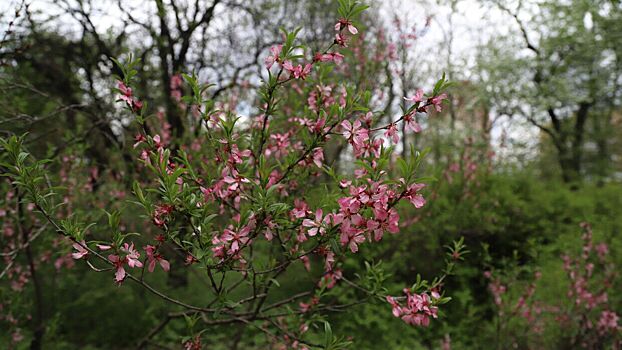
[1,0,621,349]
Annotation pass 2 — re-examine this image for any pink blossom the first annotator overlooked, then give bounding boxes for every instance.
[144,245,170,272]
[152,134,163,150]
[117,81,143,112]
[384,123,399,143]
[341,119,369,147]
[302,209,327,236]
[121,243,143,268]
[340,218,366,253]
[386,296,402,317]
[430,93,448,112]
[311,148,324,168]
[228,144,252,165]
[12,329,23,343]
[183,336,202,350]
[404,89,424,103]
[265,45,283,69]
[153,203,174,227]
[598,310,619,333]
[300,255,311,272]
[334,33,348,47]
[221,226,251,253]
[596,243,609,260]
[71,240,88,260]
[405,183,426,208]
[320,268,342,289]
[313,52,345,64]
[170,74,183,90]
[118,81,132,97]
[283,61,312,80]
[299,296,319,313]
[335,18,358,35]
[263,217,277,241]
[403,113,422,133]
[290,199,311,219]
[387,290,439,327]
[133,134,146,148]
[108,254,127,283]
[223,172,250,191]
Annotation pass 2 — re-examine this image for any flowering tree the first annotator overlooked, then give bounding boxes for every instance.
[0,1,466,348]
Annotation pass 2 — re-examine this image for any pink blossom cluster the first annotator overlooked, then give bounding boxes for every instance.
[170,74,183,103]
[71,240,169,284]
[484,270,507,308]
[563,223,612,311]
[200,139,253,213]
[304,84,347,113]
[283,61,313,80]
[313,52,345,64]
[404,90,448,113]
[106,242,142,283]
[386,289,440,327]
[144,244,170,273]
[117,81,143,112]
[597,310,620,335]
[211,217,256,266]
[334,18,358,48]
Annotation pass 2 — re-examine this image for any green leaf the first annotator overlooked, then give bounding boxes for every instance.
[324,321,333,348]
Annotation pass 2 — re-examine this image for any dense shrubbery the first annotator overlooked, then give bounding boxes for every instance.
[1,0,620,349]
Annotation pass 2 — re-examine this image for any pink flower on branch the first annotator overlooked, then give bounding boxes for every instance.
[430,93,448,112]
[265,44,283,69]
[334,33,348,47]
[108,254,127,283]
[116,81,143,112]
[403,113,422,133]
[120,243,143,268]
[404,182,426,208]
[302,209,328,236]
[404,89,424,103]
[339,216,366,253]
[384,123,399,144]
[313,52,345,64]
[283,61,312,80]
[71,240,88,260]
[144,245,170,272]
[335,18,358,35]
[386,290,440,327]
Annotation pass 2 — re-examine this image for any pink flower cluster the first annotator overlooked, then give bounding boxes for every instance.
[484,270,507,307]
[313,52,345,64]
[107,243,142,283]
[264,44,283,69]
[598,310,620,335]
[304,84,347,113]
[144,244,170,273]
[283,61,313,80]
[72,240,170,283]
[563,223,612,310]
[117,81,143,112]
[170,74,183,103]
[386,289,439,327]
[340,117,377,158]
[153,203,174,227]
[211,217,256,266]
[336,181,401,251]
[200,139,253,213]
[334,18,358,47]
